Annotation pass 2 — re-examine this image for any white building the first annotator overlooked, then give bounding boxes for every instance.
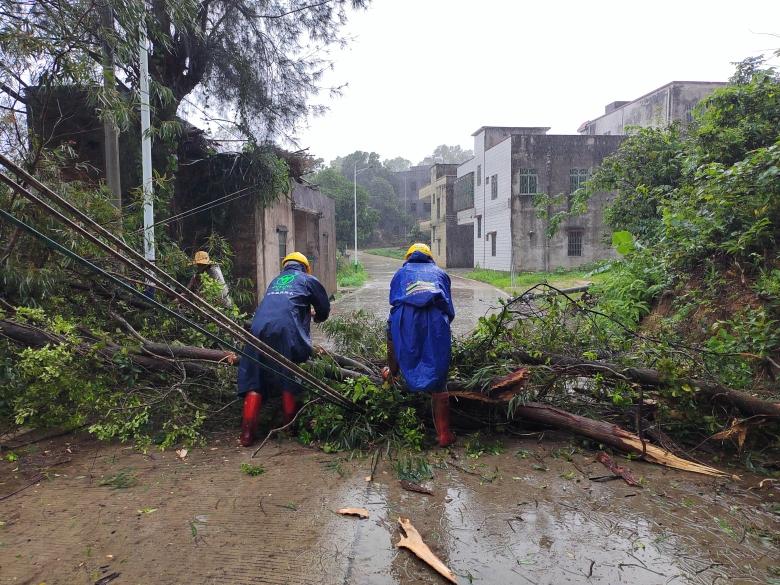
[456,127,549,271]
[456,127,625,272]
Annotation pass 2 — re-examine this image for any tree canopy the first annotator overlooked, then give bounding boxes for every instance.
[418,144,473,166]
[0,0,368,143]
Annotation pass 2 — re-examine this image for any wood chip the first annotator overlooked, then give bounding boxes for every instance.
[337,507,369,519]
[396,517,457,584]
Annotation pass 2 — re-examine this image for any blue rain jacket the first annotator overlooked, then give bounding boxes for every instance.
[388,252,455,393]
[237,262,330,396]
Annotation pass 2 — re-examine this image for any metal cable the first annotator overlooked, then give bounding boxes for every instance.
[0,206,352,409]
[128,186,254,235]
[0,156,358,411]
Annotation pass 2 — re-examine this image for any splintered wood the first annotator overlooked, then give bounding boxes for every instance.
[396,517,457,584]
[337,507,369,519]
[596,452,640,487]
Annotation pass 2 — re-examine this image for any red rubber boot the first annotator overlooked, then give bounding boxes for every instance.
[281,390,299,426]
[431,392,456,447]
[239,391,262,447]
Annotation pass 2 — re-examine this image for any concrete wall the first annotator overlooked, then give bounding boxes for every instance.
[255,197,295,300]
[580,81,726,135]
[510,134,625,272]
[420,164,472,268]
[292,183,337,296]
[445,178,474,268]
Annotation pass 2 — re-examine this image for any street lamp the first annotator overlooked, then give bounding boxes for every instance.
[353,163,372,266]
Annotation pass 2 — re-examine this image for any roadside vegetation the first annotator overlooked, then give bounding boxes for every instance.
[466,264,609,293]
[364,247,407,260]
[336,257,368,288]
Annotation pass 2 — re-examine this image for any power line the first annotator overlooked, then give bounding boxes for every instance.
[0,155,358,411]
[0,206,313,393]
[129,186,255,235]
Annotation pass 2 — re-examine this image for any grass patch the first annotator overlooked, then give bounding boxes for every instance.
[465,263,610,294]
[240,463,265,476]
[364,247,406,260]
[337,261,368,288]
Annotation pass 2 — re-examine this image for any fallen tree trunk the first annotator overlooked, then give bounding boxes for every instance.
[513,402,733,478]
[512,350,780,418]
[0,319,211,376]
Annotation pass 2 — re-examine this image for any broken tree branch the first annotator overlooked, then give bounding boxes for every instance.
[396,517,457,584]
[511,349,780,418]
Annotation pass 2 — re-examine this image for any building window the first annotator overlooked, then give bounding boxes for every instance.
[476,215,482,238]
[424,202,431,213]
[277,227,288,262]
[569,169,588,193]
[568,229,583,257]
[436,196,441,219]
[491,174,498,199]
[432,226,436,241]
[489,231,497,257]
[518,169,537,194]
[477,165,482,186]
[437,239,441,256]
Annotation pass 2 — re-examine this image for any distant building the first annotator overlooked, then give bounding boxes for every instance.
[578,81,726,135]
[456,127,624,272]
[26,86,337,301]
[418,164,473,268]
[389,165,432,223]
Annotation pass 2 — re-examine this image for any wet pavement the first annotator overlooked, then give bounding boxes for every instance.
[314,253,507,345]
[1,432,778,584]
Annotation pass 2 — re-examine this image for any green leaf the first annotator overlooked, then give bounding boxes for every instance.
[612,231,636,256]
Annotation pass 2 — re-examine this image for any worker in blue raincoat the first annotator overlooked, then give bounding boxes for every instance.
[237,252,330,447]
[384,243,456,446]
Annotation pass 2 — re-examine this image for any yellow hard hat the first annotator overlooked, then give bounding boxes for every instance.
[282,251,311,273]
[405,242,432,260]
[192,250,213,265]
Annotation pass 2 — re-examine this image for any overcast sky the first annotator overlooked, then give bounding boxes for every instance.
[291,0,780,165]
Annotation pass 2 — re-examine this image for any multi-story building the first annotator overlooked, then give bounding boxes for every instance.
[418,164,473,268]
[456,127,624,272]
[390,165,432,223]
[578,81,726,135]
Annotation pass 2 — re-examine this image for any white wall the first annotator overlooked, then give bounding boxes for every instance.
[476,136,512,271]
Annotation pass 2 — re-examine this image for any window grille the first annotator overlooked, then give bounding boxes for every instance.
[568,229,584,257]
[518,169,537,194]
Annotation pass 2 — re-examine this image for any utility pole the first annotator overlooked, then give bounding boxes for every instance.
[98,1,122,219]
[139,22,155,292]
[353,163,359,267]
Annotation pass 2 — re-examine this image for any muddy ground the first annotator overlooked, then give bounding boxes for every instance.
[1,430,778,585]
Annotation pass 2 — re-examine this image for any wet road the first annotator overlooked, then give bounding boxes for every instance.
[315,253,507,345]
[2,433,777,585]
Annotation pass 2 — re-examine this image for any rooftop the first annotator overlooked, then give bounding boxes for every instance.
[471,126,551,136]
